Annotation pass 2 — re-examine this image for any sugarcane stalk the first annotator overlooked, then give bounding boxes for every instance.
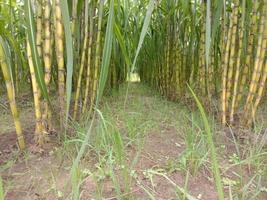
[251,60,267,123]
[89,0,104,115]
[36,0,43,57]
[230,0,245,123]
[235,0,259,110]
[42,0,52,130]
[82,5,94,114]
[199,1,206,95]
[0,39,25,150]
[54,0,65,128]
[73,0,89,120]
[27,40,44,145]
[221,2,235,125]
[243,3,267,120]
[73,12,88,120]
[225,0,239,119]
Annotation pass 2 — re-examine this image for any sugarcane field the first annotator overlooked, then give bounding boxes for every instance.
[0,0,267,199]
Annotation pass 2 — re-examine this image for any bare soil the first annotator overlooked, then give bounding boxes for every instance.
[1,125,219,200]
[1,85,266,200]
[0,129,33,165]
[79,126,218,200]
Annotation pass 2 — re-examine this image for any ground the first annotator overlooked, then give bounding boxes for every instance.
[0,83,266,199]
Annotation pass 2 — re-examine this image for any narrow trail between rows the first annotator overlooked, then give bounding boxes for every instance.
[1,83,262,199]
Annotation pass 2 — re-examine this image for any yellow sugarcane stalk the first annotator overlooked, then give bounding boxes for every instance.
[89,0,104,115]
[230,3,245,123]
[251,60,267,123]
[221,3,235,125]
[27,40,44,146]
[244,6,267,125]
[36,0,43,57]
[73,0,89,120]
[243,4,267,119]
[235,1,259,110]
[73,35,88,120]
[225,0,239,117]
[54,0,65,127]
[82,6,94,114]
[0,40,25,150]
[42,0,52,130]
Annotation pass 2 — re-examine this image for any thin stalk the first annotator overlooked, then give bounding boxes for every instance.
[89,0,104,115]
[27,40,44,145]
[73,0,89,120]
[230,0,245,123]
[82,5,94,114]
[0,37,25,150]
[42,0,52,130]
[54,0,66,128]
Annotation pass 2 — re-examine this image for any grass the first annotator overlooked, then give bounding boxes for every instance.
[0,83,266,199]
[60,83,266,199]
[188,85,224,199]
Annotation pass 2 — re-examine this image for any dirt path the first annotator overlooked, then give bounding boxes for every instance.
[1,83,266,199]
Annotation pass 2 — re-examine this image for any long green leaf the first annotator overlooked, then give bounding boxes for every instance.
[114,22,131,69]
[60,0,74,125]
[211,0,224,45]
[130,0,155,73]
[0,36,13,89]
[3,31,27,74]
[124,0,155,108]
[96,0,114,103]
[188,85,224,200]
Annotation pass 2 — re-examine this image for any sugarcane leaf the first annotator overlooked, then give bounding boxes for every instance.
[60,0,74,125]
[188,84,224,200]
[131,0,155,73]
[96,0,114,104]
[3,31,27,72]
[77,0,85,15]
[211,0,224,46]
[113,129,124,164]
[0,36,13,88]
[114,22,131,68]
